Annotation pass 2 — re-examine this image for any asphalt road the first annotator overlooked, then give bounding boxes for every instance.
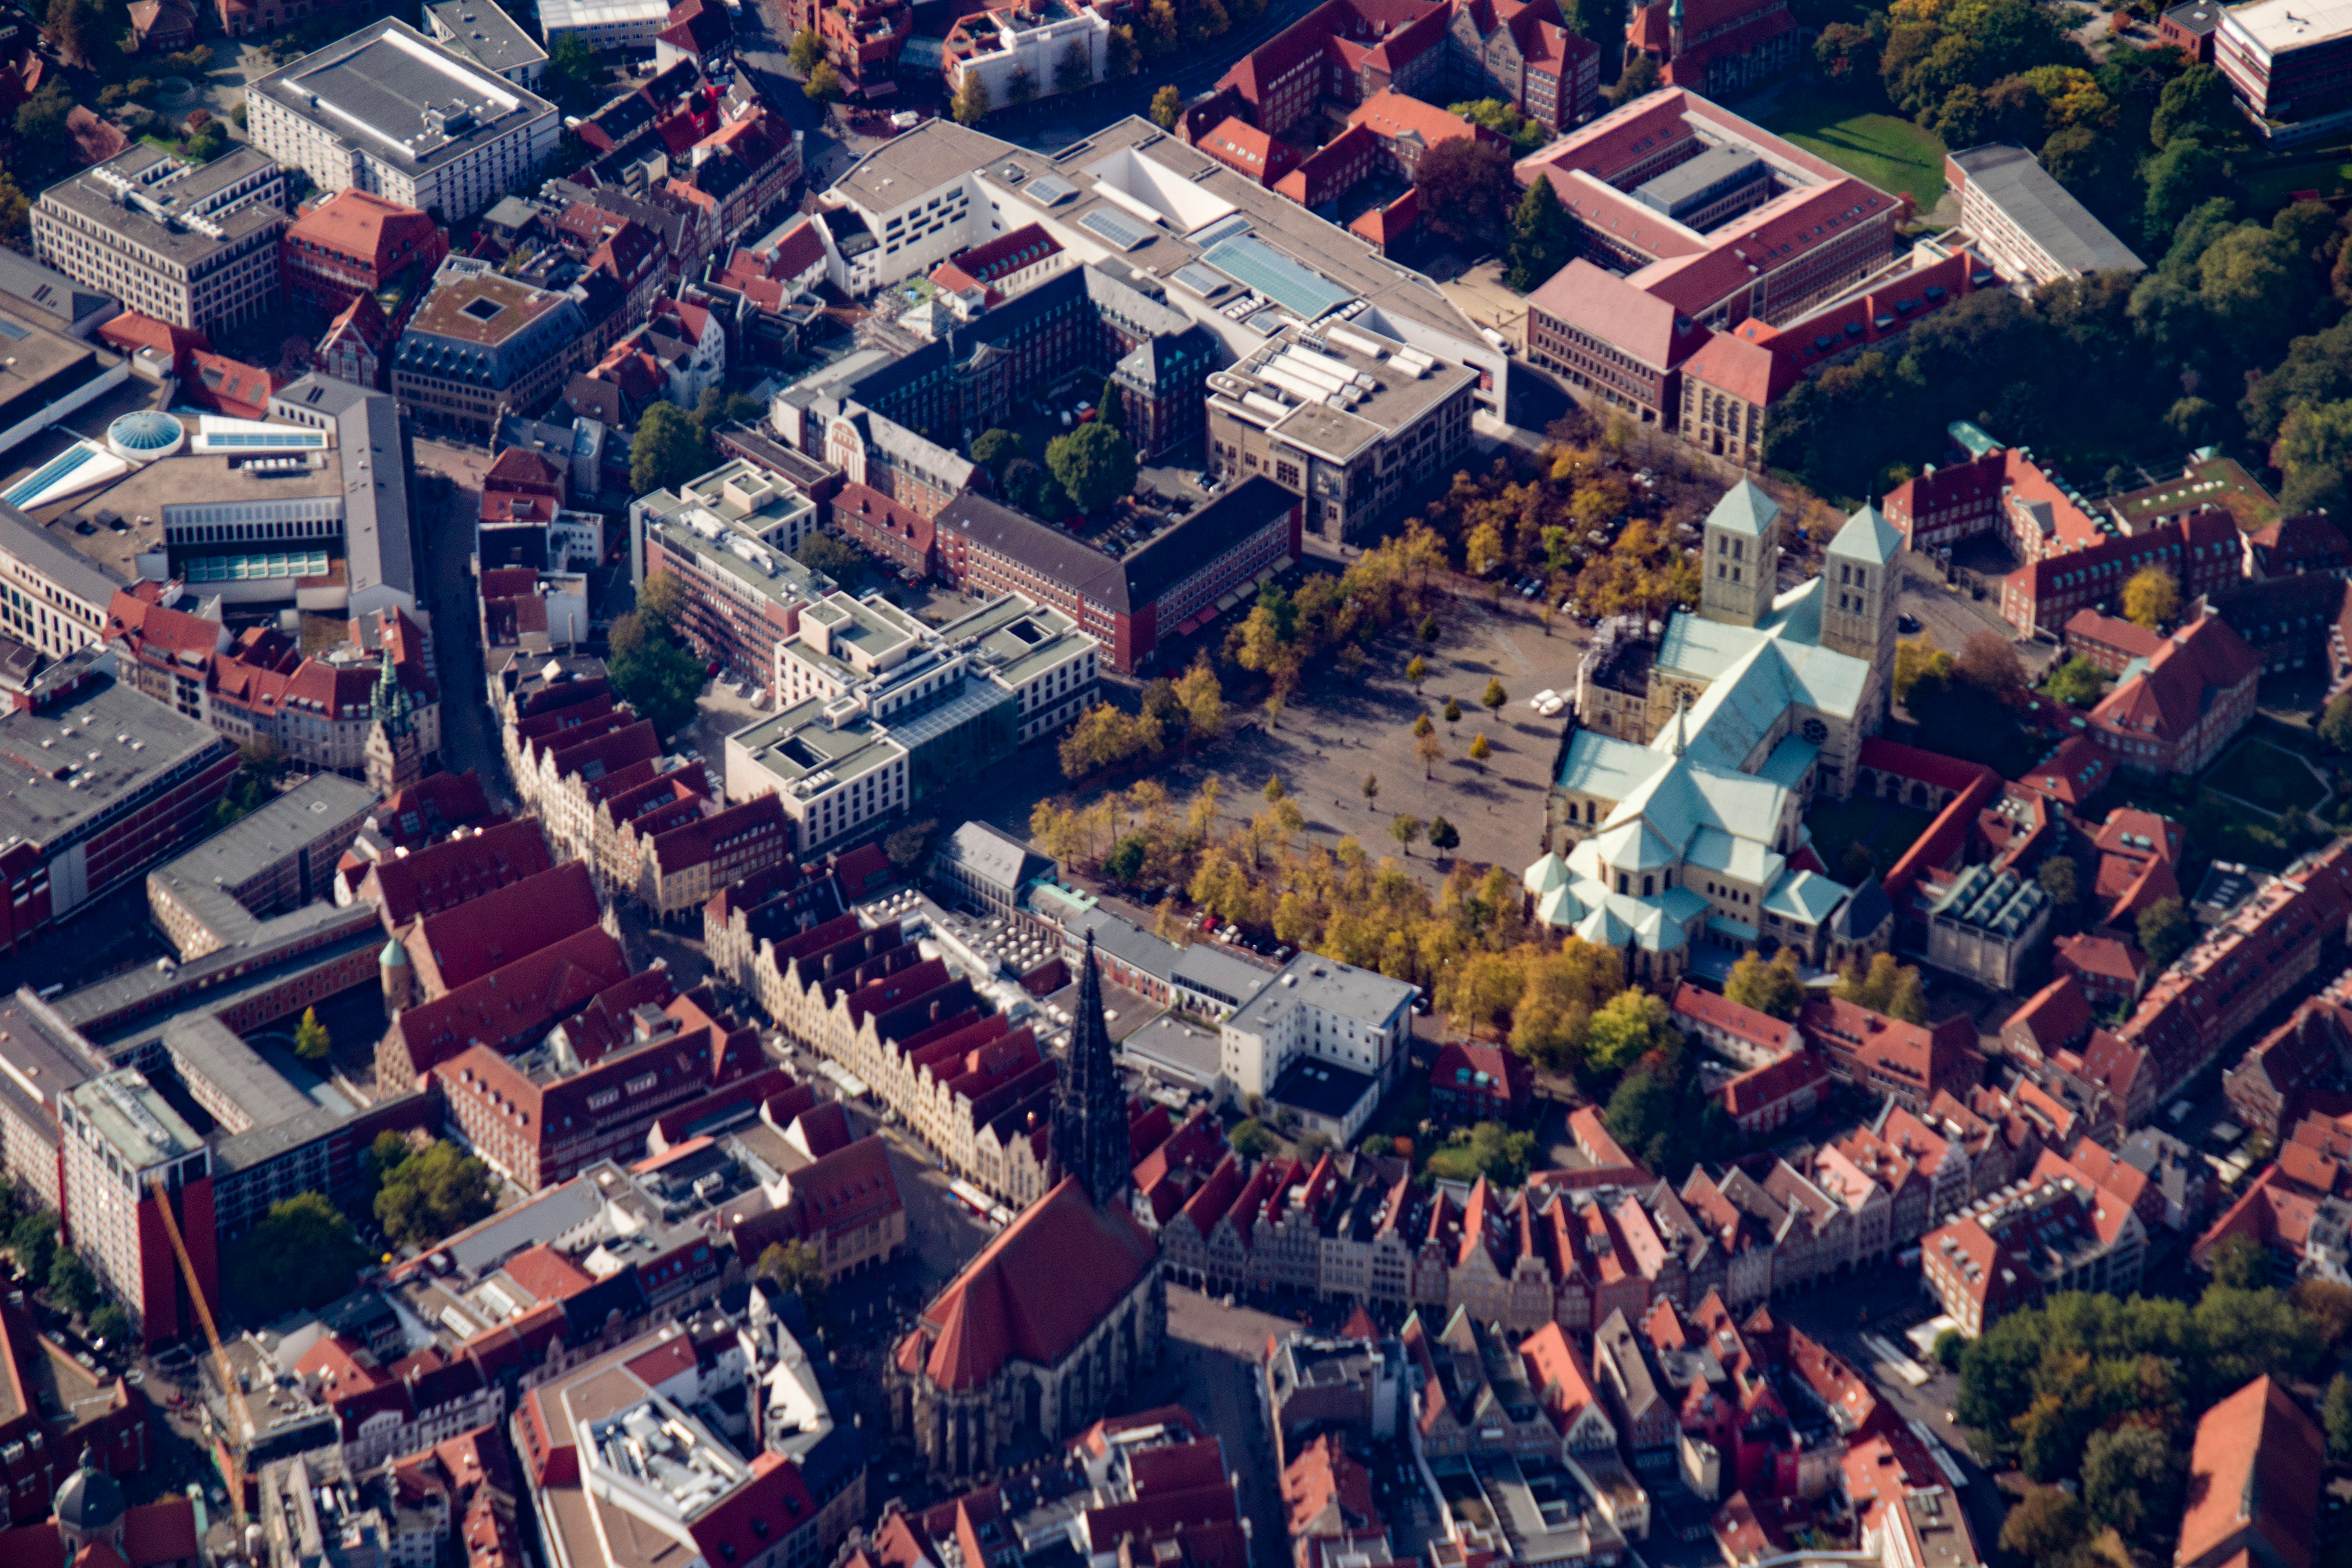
[411,439,509,799]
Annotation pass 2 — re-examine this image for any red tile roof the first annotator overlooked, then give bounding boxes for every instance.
[366,818,555,928]
[2179,1377,2322,1568]
[406,860,604,995]
[900,1177,1158,1391]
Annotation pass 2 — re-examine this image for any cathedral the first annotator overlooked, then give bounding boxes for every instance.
[888,933,1165,1483]
[1530,483,1900,982]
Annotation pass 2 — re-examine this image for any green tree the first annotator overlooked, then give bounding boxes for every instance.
[9,1210,56,1284]
[756,1240,828,1307]
[1427,815,1459,854]
[1506,173,1573,293]
[0,172,27,247]
[2044,654,2108,707]
[2277,399,2352,515]
[49,1247,97,1318]
[1054,40,1092,94]
[185,121,229,161]
[1932,1327,1964,1372]
[2153,62,2241,149]
[1390,815,1424,855]
[87,1303,131,1348]
[1725,948,1805,1020]
[952,72,991,124]
[1468,732,1491,764]
[971,427,1025,476]
[2083,1424,2181,1544]
[546,33,607,109]
[1833,952,1926,1022]
[2139,896,2194,968]
[13,81,73,145]
[2323,691,2352,753]
[2000,1487,2089,1568]
[1361,773,1379,810]
[630,402,710,496]
[1045,422,1138,514]
[1406,655,1428,690]
[792,532,870,583]
[2142,138,2228,249]
[375,1140,497,1248]
[1611,50,1659,104]
[2328,1373,2352,1460]
[787,25,822,71]
[229,1193,368,1313]
[1419,614,1440,646]
[1443,697,1462,724]
[1414,136,1515,241]
[884,818,938,877]
[1451,97,1548,154]
[2208,1232,2270,1290]
[1230,1118,1279,1157]
[1106,835,1148,881]
[294,1005,331,1063]
[43,0,119,70]
[1425,1120,1538,1183]
[1585,988,1677,1073]
[804,60,844,102]
[607,610,704,740]
[1105,25,1139,78]
[2038,856,2080,925]
[1481,678,1507,717]
[1263,773,1286,803]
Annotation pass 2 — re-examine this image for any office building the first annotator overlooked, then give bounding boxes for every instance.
[393,258,590,437]
[31,146,287,332]
[632,458,824,691]
[934,477,1301,674]
[1218,952,1417,1141]
[59,1068,216,1347]
[2215,0,2352,124]
[1946,143,2144,289]
[534,0,672,51]
[1205,318,1477,541]
[423,0,548,85]
[806,115,1507,410]
[247,20,561,223]
[1520,89,1903,426]
[144,773,376,959]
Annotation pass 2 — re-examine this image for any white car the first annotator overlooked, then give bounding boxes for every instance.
[1528,689,1557,710]
[1537,696,1567,718]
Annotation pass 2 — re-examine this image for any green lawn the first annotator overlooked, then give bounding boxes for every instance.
[1759,89,1949,216]
[2241,159,2352,216]
[2203,738,2328,816]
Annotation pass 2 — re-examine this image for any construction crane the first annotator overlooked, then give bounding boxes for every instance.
[150,1176,253,1534]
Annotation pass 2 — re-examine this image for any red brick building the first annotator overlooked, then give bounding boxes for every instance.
[2082,614,2261,775]
[933,477,1302,674]
[281,189,446,311]
[1430,1040,1533,1123]
[1796,995,1983,1112]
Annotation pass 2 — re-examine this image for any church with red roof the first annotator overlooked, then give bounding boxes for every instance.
[887,935,1164,1481]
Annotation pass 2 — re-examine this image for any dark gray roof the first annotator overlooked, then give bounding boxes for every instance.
[0,498,127,610]
[36,145,287,270]
[162,1011,321,1131]
[0,250,116,337]
[1269,1054,1376,1120]
[1125,477,1296,607]
[937,492,1133,612]
[256,19,557,177]
[2160,0,2223,34]
[1829,875,1891,941]
[0,672,230,857]
[425,0,548,76]
[1950,142,2145,277]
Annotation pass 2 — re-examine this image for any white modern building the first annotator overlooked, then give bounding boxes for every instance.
[247,20,562,223]
[59,1069,212,1346]
[424,0,549,85]
[32,146,287,331]
[534,0,671,51]
[1218,953,1416,1140]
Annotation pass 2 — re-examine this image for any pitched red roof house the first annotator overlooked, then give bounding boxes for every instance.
[400,860,605,998]
[2085,615,2262,776]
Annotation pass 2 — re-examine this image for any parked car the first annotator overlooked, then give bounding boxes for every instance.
[1897,612,1922,633]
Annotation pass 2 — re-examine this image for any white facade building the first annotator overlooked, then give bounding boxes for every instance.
[247,21,561,223]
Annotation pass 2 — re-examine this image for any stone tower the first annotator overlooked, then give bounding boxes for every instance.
[380,936,411,1012]
[1052,932,1130,1208]
[364,654,425,798]
[1699,480,1781,628]
[1823,502,1902,726]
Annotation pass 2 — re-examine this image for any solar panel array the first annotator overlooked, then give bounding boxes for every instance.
[1170,261,1230,297]
[1189,214,1251,249]
[1201,235,1356,321]
[1078,207,1153,250]
[1028,174,1079,205]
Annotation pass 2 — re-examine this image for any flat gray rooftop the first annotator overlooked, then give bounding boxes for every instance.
[427,0,548,75]
[37,145,285,268]
[1951,142,2145,276]
[0,673,227,855]
[256,20,555,176]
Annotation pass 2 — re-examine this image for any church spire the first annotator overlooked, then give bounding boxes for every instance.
[1053,932,1129,1209]
[1668,691,1688,757]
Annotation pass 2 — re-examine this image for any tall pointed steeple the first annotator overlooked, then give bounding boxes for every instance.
[1053,931,1130,1209]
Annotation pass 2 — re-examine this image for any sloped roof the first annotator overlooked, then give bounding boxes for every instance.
[2179,1376,2322,1568]
[902,1176,1157,1390]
